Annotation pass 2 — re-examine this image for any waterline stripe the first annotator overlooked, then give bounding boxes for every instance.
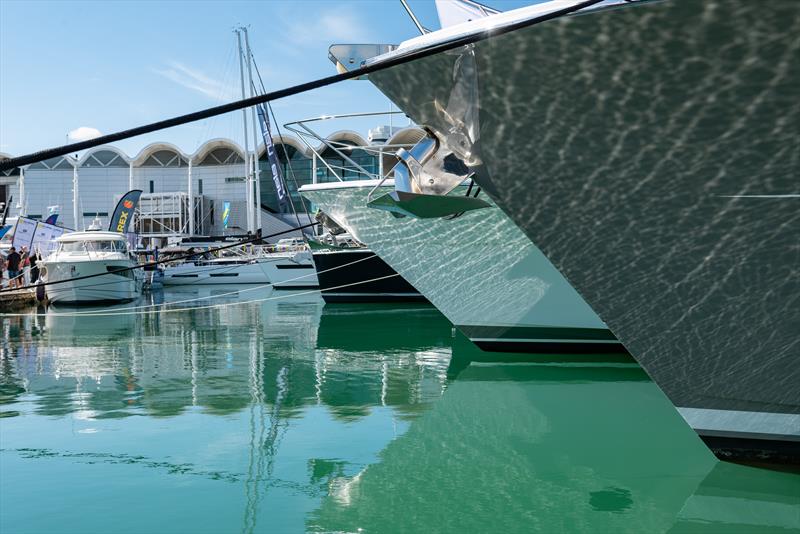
[458,324,619,342]
[678,407,800,439]
[470,337,621,344]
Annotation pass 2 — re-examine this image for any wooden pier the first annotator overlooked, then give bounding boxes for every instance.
[0,288,41,312]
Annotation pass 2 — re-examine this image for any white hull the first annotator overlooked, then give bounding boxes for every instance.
[262,251,318,289]
[42,259,141,304]
[162,252,318,288]
[163,260,271,285]
[301,180,623,356]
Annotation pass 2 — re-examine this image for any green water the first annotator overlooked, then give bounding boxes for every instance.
[1,287,797,533]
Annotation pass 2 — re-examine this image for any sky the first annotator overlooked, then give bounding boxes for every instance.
[0,0,533,160]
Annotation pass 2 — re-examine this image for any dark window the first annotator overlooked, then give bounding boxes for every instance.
[83,212,109,217]
[198,179,203,195]
[149,180,154,193]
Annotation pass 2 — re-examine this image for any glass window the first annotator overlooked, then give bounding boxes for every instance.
[60,242,86,252]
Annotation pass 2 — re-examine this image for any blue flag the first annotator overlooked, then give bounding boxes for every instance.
[0,225,10,240]
[256,104,288,208]
[108,190,142,234]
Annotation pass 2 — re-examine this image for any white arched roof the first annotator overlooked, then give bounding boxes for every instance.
[193,138,245,165]
[79,145,131,167]
[256,134,310,159]
[132,142,190,166]
[326,130,368,148]
[26,154,77,170]
[11,129,388,171]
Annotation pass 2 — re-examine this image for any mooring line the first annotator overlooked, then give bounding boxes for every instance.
[0,272,400,318]
[59,251,380,316]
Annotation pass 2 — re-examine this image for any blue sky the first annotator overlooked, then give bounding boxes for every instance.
[0,0,532,159]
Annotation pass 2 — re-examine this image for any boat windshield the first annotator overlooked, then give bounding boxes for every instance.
[59,240,127,253]
[89,240,127,252]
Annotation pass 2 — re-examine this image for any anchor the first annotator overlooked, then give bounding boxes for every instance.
[367,128,490,219]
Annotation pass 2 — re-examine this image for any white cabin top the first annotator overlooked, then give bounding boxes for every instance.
[56,231,127,243]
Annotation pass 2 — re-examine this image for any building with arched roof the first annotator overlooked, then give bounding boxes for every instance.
[0,153,21,213]
[1,128,415,243]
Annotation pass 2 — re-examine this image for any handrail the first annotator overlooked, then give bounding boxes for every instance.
[283,110,419,184]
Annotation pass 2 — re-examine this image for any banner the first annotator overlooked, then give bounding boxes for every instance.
[108,189,142,234]
[0,225,10,240]
[31,221,66,256]
[11,217,37,249]
[222,201,231,229]
[11,217,67,255]
[256,104,288,208]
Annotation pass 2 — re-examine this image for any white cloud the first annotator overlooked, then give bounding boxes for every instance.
[68,126,102,142]
[155,61,239,102]
[283,9,376,46]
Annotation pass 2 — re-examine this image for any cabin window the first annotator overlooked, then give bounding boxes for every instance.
[149,180,154,193]
[88,240,127,252]
[198,179,203,195]
[60,242,86,253]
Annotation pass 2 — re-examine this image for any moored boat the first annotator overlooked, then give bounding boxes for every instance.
[301,179,628,360]
[354,0,800,463]
[312,247,426,303]
[40,230,142,304]
[162,248,318,289]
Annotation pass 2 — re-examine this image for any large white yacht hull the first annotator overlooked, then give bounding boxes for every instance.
[364,0,800,462]
[302,180,626,360]
[42,259,141,304]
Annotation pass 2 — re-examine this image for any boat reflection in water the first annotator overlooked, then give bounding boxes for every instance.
[1,289,796,533]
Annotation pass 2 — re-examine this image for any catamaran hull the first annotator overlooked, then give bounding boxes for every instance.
[42,259,140,304]
[312,248,426,303]
[366,0,800,462]
[302,181,628,360]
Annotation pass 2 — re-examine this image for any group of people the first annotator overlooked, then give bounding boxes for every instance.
[0,246,39,289]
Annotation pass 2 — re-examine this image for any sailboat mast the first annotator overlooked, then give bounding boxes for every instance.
[243,28,263,233]
[72,163,80,230]
[236,28,254,234]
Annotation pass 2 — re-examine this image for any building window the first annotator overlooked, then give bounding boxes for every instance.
[83,212,109,217]
[149,180,154,193]
[198,179,203,195]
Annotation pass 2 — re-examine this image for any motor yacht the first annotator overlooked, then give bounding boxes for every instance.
[40,230,143,304]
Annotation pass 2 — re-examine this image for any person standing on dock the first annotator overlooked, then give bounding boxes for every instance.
[6,246,22,289]
[29,249,40,284]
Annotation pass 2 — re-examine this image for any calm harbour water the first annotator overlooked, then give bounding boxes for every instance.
[1,286,798,533]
